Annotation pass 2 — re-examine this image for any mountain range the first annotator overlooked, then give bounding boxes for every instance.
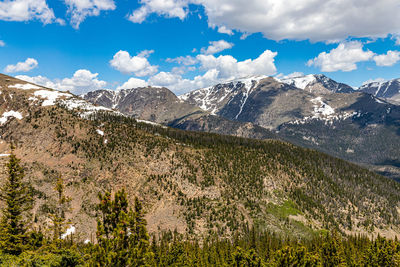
[83,74,400,181]
[1,73,400,240]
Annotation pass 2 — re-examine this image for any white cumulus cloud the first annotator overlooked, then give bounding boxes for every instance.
[0,0,59,24]
[110,50,158,77]
[128,0,188,23]
[197,49,277,79]
[276,72,305,80]
[117,77,148,90]
[200,40,233,55]
[0,40,5,47]
[64,0,116,29]
[373,50,400,67]
[4,58,39,73]
[17,69,107,94]
[217,26,233,35]
[15,75,55,88]
[307,42,374,72]
[148,69,219,94]
[148,71,182,87]
[128,0,400,42]
[166,55,197,66]
[149,49,277,94]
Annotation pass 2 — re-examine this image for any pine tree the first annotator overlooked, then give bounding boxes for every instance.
[128,197,154,266]
[273,245,320,266]
[320,231,346,267]
[90,189,154,266]
[50,176,71,247]
[0,151,32,255]
[232,247,263,266]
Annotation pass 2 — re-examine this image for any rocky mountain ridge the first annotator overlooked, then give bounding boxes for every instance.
[359,78,400,104]
[82,87,200,124]
[280,74,355,94]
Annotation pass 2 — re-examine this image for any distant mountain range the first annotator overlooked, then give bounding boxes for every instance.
[83,74,400,180]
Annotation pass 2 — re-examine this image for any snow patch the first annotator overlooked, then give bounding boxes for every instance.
[0,110,23,125]
[61,226,75,239]
[96,129,104,136]
[374,97,385,104]
[234,76,266,119]
[282,74,317,89]
[288,97,360,126]
[34,90,72,106]
[9,83,41,90]
[310,97,335,117]
[28,96,39,102]
[136,119,167,128]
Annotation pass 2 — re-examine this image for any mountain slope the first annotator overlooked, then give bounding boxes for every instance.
[1,73,400,241]
[82,87,201,124]
[359,78,400,104]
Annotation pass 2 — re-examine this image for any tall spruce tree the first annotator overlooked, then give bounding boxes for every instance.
[50,176,71,247]
[91,189,154,266]
[0,151,32,255]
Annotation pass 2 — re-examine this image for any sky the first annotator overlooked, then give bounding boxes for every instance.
[0,0,400,95]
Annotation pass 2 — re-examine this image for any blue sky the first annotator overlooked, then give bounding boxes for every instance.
[0,0,400,94]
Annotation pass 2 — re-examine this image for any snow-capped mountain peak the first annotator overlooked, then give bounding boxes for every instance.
[281,74,354,94]
[359,78,400,104]
[178,76,268,115]
[281,74,317,89]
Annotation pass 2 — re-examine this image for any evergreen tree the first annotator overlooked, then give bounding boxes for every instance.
[232,247,263,267]
[273,245,319,266]
[320,231,346,267]
[50,176,71,247]
[0,151,32,255]
[90,189,154,266]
